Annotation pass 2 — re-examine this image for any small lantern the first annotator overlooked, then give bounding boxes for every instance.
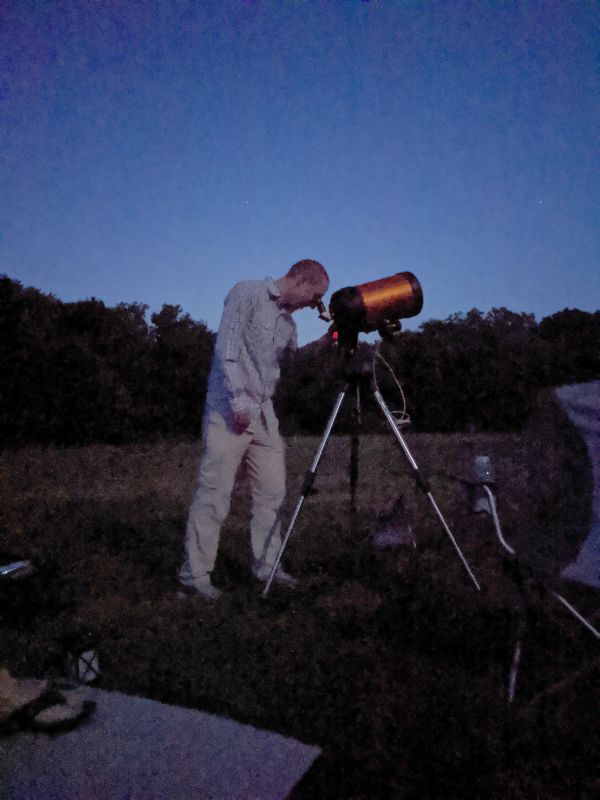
[67,648,100,684]
[63,631,101,685]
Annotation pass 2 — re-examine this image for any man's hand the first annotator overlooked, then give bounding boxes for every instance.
[229,409,251,434]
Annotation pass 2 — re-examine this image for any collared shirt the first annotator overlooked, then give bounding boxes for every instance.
[205,278,297,430]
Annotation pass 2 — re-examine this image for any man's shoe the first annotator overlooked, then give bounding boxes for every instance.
[177,581,222,602]
[253,565,298,590]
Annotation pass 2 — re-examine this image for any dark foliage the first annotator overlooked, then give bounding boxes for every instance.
[1,275,599,444]
[276,306,599,435]
[0,276,213,445]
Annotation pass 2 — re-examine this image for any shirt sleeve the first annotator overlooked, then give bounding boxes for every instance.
[214,284,252,413]
[287,319,298,353]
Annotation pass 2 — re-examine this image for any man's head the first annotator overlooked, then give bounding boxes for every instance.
[275,259,329,313]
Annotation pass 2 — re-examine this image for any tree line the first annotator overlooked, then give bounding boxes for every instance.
[1,275,599,446]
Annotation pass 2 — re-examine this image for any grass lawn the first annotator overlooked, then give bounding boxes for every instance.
[1,410,599,797]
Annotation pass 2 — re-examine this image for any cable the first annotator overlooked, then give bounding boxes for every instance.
[372,341,411,428]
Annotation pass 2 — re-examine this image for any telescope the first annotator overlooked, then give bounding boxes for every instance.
[267,267,482,596]
[321,272,423,346]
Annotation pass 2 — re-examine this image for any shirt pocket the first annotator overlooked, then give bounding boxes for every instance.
[246,319,274,349]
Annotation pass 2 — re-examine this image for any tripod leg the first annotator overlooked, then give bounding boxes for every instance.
[373,389,481,591]
[263,389,348,596]
[350,431,360,526]
[508,613,526,703]
[551,591,600,639]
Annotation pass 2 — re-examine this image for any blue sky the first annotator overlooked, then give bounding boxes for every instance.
[1,0,598,344]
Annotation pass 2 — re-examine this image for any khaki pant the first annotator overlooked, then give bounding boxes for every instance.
[179,408,286,587]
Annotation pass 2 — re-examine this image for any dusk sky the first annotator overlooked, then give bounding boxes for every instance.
[2,0,598,344]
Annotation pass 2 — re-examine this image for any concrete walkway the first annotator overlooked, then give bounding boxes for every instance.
[0,687,320,800]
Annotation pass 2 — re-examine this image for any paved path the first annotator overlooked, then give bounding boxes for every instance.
[0,687,320,800]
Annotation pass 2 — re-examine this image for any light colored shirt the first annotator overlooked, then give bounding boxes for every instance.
[205,278,297,431]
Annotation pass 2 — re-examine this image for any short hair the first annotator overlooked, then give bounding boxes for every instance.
[286,259,329,287]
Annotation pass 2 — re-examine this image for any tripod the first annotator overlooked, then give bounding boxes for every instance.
[477,482,600,702]
[263,344,481,596]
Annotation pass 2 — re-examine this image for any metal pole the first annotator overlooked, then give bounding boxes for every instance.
[373,389,481,591]
[263,389,348,596]
[483,486,515,555]
[552,591,600,639]
[483,486,600,641]
[508,615,526,703]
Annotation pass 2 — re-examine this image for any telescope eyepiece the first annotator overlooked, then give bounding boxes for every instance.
[313,298,332,322]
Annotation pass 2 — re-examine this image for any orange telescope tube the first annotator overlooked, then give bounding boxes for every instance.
[329,272,423,334]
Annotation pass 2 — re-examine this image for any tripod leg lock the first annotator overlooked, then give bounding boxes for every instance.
[414,470,430,495]
[301,470,317,496]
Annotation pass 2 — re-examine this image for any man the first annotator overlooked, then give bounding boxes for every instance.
[179,259,330,600]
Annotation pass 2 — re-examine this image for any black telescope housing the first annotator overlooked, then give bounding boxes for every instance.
[329,271,423,346]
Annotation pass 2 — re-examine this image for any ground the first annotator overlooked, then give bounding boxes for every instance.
[1,399,599,798]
